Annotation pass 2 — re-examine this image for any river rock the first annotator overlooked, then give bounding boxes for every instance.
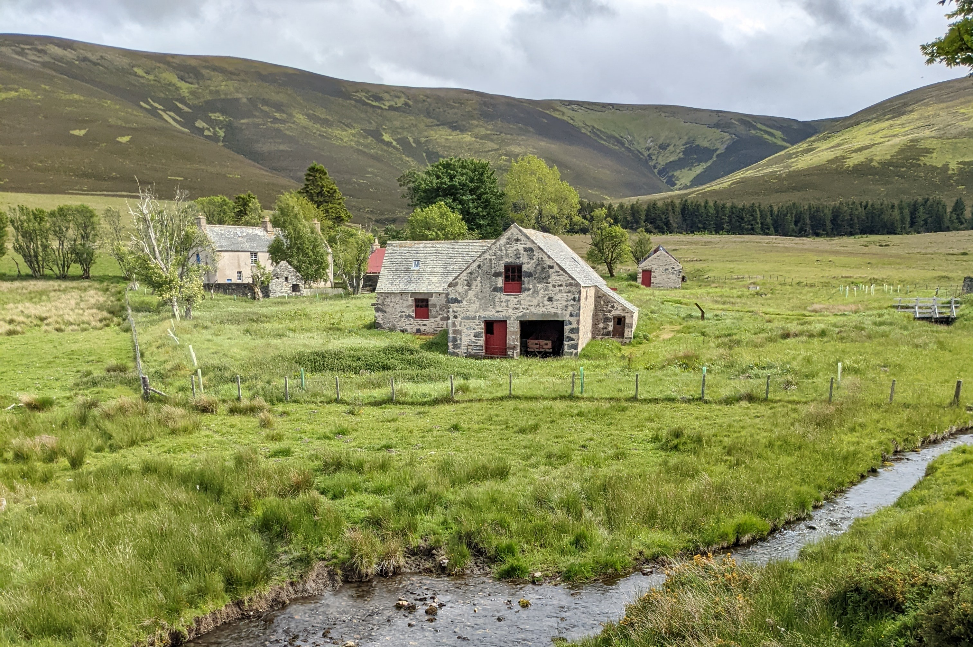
[519,598,531,608]
[425,604,438,615]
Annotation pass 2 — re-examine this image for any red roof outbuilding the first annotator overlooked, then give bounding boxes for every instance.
[367,247,386,274]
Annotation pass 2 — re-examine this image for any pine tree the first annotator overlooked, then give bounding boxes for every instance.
[300,162,352,226]
[950,197,968,229]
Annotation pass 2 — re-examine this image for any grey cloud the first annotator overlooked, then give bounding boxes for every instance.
[526,0,615,20]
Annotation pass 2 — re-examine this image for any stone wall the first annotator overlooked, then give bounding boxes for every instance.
[592,288,637,341]
[205,282,256,298]
[446,228,587,358]
[639,252,683,289]
[374,292,450,335]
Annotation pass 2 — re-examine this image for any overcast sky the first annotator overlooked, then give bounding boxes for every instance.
[0,0,964,120]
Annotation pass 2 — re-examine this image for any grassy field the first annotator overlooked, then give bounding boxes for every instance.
[583,444,973,647]
[0,232,971,646]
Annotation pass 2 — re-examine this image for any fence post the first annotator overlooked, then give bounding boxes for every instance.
[580,366,585,396]
[954,380,963,407]
[889,380,896,404]
[285,376,290,402]
[571,372,576,397]
[191,374,197,398]
[141,375,151,400]
[236,375,242,401]
[301,368,306,391]
[635,373,639,400]
[197,368,204,395]
[450,375,455,401]
[765,375,770,400]
[701,367,706,401]
[837,362,842,384]
[829,377,834,403]
[509,372,513,397]
[335,375,341,402]
[391,377,396,403]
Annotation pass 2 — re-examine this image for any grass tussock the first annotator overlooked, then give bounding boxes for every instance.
[227,397,269,416]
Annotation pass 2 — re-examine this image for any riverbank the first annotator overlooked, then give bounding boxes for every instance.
[583,440,973,647]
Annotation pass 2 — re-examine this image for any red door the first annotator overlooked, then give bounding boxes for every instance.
[641,270,652,287]
[484,320,507,357]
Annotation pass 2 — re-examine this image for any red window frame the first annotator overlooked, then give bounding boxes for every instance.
[414,298,430,320]
[503,264,523,294]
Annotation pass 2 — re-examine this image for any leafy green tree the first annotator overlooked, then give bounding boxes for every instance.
[631,228,653,263]
[9,205,49,278]
[404,202,471,240]
[129,188,213,320]
[0,209,8,264]
[379,223,405,246]
[504,155,580,234]
[923,1,973,70]
[194,195,235,225]
[104,207,137,282]
[329,226,373,295]
[232,192,262,227]
[585,209,631,278]
[268,192,331,285]
[299,162,352,226]
[70,205,99,280]
[249,261,272,300]
[47,206,77,279]
[399,158,508,238]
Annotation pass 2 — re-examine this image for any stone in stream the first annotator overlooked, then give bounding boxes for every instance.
[425,604,438,615]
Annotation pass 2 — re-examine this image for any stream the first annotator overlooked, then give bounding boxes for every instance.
[192,433,973,647]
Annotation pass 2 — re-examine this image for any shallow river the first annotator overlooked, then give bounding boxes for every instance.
[192,434,973,647]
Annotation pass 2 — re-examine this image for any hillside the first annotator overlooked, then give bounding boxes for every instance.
[0,35,827,222]
[628,78,973,205]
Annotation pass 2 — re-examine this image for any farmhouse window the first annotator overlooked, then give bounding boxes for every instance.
[413,260,421,269]
[250,252,258,265]
[236,271,243,281]
[195,253,201,265]
[503,265,522,294]
[414,298,430,320]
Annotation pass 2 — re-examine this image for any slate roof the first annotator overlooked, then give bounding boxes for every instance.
[596,285,638,313]
[205,225,274,252]
[639,245,680,266]
[516,226,606,287]
[376,240,493,293]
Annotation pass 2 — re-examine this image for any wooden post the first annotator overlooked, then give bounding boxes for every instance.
[508,372,513,397]
[141,375,151,400]
[197,368,204,395]
[695,303,705,321]
[701,367,706,401]
[450,375,455,401]
[954,380,963,407]
[189,344,198,367]
[828,377,834,403]
[236,375,242,401]
[571,372,576,397]
[889,379,896,404]
[335,375,341,402]
[635,373,639,400]
[285,376,290,401]
[191,374,197,398]
[580,366,585,396]
[765,375,770,400]
[390,377,395,402]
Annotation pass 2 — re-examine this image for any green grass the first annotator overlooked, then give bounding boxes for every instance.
[1,232,972,646]
[581,444,973,647]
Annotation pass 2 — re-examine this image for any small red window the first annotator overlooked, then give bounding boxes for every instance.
[503,265,522,294]
[414,298,430,320]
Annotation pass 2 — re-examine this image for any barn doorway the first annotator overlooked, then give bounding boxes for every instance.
[519,320,565,358]
[612,316,626,338]
[484,320,507,357]
[641,270,652,287]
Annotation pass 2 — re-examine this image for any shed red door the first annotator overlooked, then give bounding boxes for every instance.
[641,270,652,287]
[484,320,507,357]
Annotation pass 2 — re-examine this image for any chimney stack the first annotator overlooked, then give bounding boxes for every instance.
[196,214,207,229]
[312,219,322,235]
[262,216,273,234]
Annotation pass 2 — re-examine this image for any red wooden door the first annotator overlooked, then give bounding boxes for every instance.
[641,270,652,287]
[484,320,507,356]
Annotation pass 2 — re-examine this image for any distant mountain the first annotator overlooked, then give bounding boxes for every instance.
[0,35,829,222]
[629,79,973,205]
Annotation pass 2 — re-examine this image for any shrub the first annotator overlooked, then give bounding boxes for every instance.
[495,556,530,580]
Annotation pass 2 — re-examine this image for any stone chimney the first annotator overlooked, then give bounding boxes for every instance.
[312,219,321,235]
[196,214,206,229]
[262,216,273,234]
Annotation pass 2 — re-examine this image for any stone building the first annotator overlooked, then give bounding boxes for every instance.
[374,240,492,334]
[637,246,683,289]
[198,214,332,298]
[446,224,638,358]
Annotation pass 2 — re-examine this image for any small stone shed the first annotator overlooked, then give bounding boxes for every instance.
[374,240,492,335]
[637,246,683,289]
[446,224,638,358]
